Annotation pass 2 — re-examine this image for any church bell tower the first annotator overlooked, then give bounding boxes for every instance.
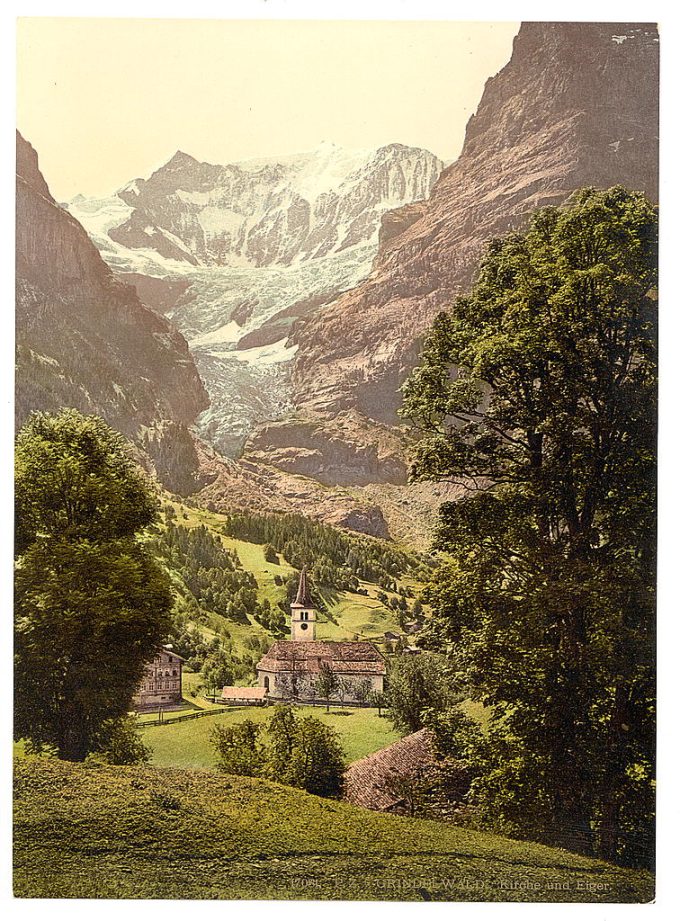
[290,566,316,642]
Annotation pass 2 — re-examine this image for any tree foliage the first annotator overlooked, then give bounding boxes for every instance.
[201,650,235,697]
[387,652,452,734]
[401,187,657,865]
[90,714,151,765]
[212,705,345,797]
[15,410,158,555]
[15,410,172,761]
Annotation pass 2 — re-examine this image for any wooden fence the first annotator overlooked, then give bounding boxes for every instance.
[138,697,388,728]
[138,708,229,728]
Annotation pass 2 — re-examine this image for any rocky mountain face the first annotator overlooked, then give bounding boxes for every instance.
[16,131,210,493]
[108,142,442,268]
[34,22,659,543]
[69,142,443,457]
[190,438,465,548]
[273,22,659,467]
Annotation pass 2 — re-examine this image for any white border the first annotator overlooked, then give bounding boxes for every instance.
[2,2,678,920]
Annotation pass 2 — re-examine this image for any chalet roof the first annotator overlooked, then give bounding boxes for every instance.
[221,686,267,701]
[344,729,435,811]
[257,640,386,676]
[154,646,185,663]
[291,565,314,609]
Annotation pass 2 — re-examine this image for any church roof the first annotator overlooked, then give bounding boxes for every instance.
[344,729,435,811]
[257,640,386,676]
[291,565,314,608]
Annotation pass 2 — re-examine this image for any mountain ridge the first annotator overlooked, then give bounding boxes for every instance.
[278,22,659,466]
[70,141,443,456]
[99,141,443,269]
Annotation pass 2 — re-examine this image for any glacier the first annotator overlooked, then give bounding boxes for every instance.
[68,142,443,456]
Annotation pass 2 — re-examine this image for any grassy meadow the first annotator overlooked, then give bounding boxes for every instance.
[13,759,654,902]
[142,705,399,769]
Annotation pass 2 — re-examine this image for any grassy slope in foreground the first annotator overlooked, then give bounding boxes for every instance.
[143,705,399,768]
[14,760,653,903]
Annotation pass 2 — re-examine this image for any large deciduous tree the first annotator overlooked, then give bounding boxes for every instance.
[15,410,172,761]
[401,187,657,865]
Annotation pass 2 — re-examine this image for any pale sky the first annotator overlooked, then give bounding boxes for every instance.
[17,18,519,201]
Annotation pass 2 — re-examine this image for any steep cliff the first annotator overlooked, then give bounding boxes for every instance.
[16,131,210,491]
[283,23,659,445]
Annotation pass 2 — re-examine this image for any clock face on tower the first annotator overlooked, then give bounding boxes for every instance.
[300,623,308,631]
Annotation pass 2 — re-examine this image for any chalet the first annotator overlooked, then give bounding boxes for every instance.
[256,567,386,703]
[133,645,184,711]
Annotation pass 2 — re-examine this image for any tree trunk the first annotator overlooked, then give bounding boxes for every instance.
[58,726,89,762]
[599,801,621,863]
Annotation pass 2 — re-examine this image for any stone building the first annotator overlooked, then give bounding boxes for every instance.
[256,567,386,703]
[133,645,184,711]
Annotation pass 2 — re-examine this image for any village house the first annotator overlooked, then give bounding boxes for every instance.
[133,645,184,711]
[254,567,386,704]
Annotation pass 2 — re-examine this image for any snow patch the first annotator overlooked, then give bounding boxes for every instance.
[190,321,242,348]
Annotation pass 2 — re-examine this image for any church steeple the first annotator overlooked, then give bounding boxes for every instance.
[290,565,316,641]
[294,565,313,607]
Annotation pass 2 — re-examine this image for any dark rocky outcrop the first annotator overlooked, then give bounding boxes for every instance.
[16,131,209,493]
[245,411,408,486]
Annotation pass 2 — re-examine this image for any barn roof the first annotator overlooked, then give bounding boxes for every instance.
[221,686,267,701]
[343,729,435,811]
[257,640,386,676]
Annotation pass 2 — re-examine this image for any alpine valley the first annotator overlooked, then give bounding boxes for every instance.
[16,21,659,546]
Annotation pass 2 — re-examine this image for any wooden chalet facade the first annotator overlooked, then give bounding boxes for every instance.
[133,645,184,711]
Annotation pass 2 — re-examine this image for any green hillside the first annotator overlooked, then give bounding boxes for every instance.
[152,497,423,691]
[14,759,653,902]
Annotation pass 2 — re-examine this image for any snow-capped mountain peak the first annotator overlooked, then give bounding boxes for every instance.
[72,141,443,271]
[67,141,444,455]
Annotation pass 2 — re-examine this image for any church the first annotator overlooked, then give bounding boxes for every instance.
[256,567,386,703]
